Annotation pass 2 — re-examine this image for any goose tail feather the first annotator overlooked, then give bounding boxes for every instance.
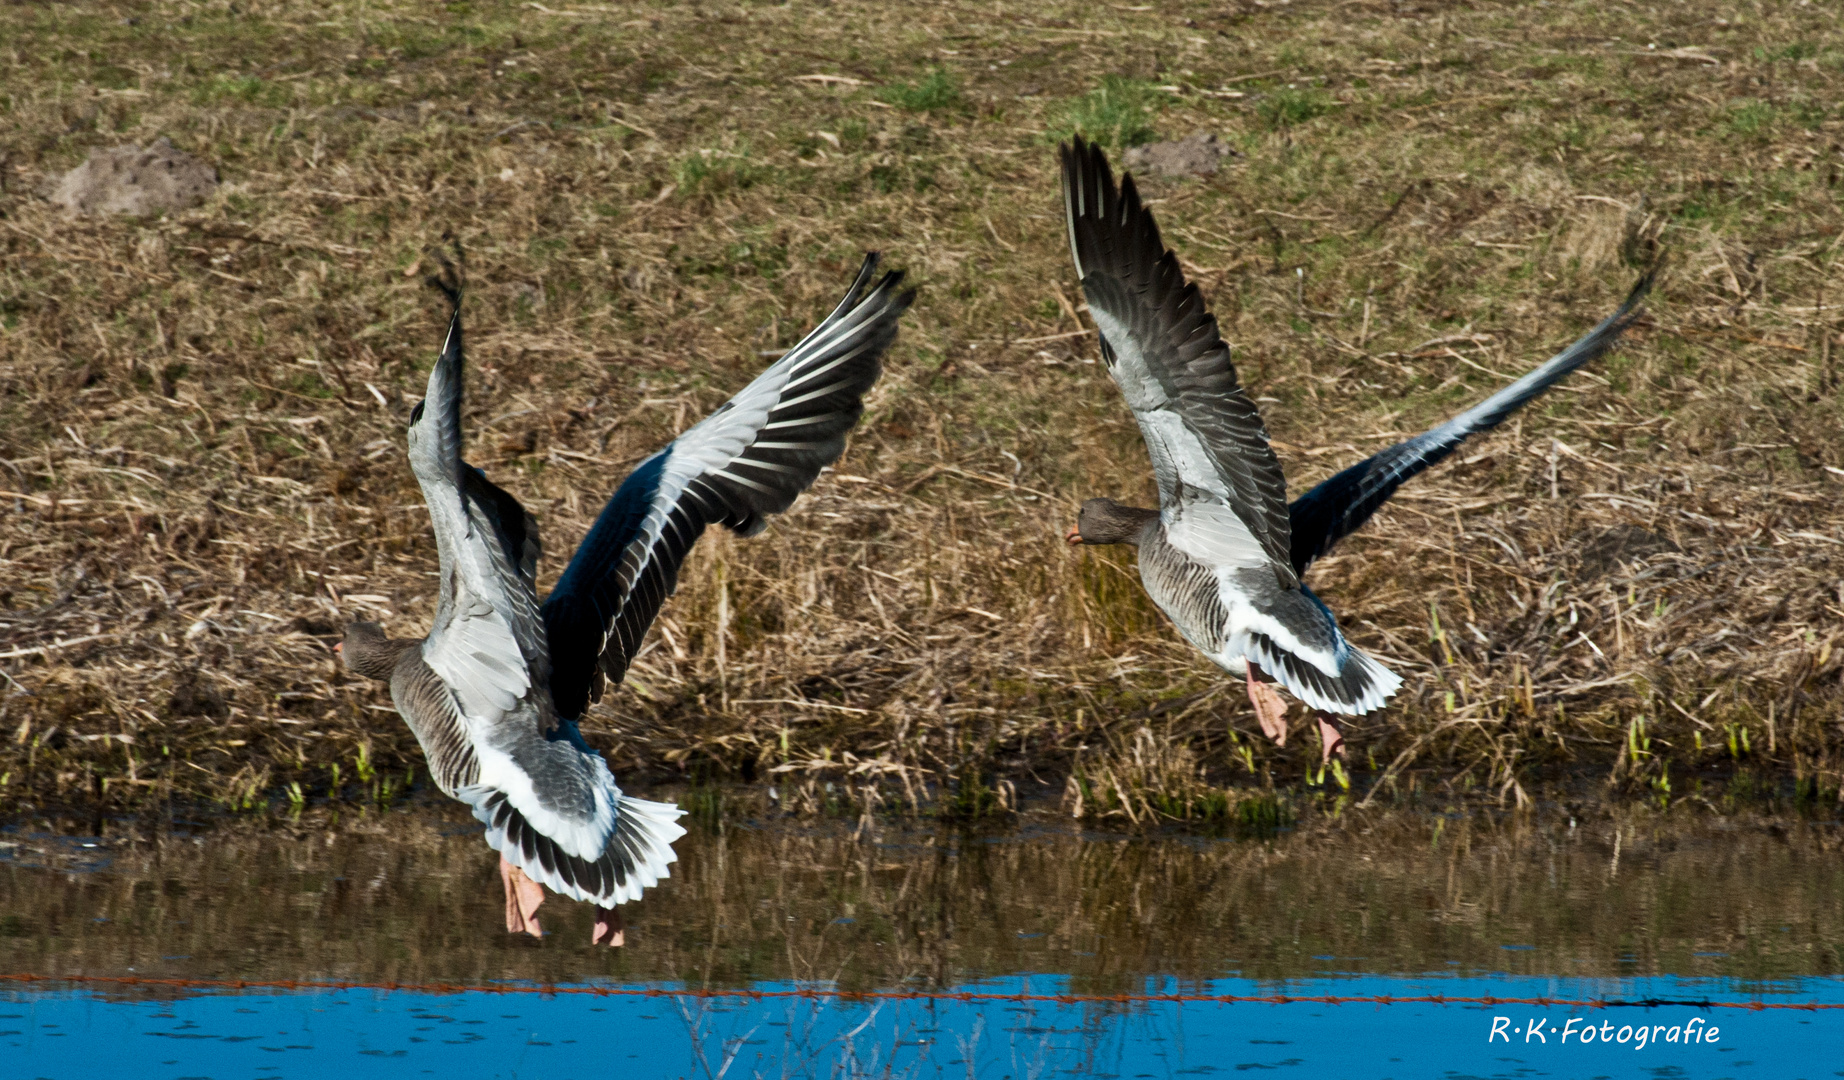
[461,786,688,907]
[1245,634,1403,717]
[608,794,689,903]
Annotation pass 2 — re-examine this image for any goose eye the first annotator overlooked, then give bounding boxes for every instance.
[409,399,426,425]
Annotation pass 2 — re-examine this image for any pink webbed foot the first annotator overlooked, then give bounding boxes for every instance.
[500,856,546,938]
[1315,712,1346,765]
[1245,665,1291,746]
[593,905,626,948]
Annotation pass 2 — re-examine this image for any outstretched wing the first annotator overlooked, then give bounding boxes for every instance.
[1061,136,1296,588]
[1287,266,1656,576]
[407,285,549,727]
[540,254,915,719]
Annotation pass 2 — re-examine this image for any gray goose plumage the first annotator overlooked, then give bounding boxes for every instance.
[1060,137,1654,745]
[341,254,914,939]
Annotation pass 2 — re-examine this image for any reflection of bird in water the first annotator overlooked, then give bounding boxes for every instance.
[339,251,913,942]
[1059,136,1654,760]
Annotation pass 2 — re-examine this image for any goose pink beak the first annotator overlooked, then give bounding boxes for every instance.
[1065,528,1083,546]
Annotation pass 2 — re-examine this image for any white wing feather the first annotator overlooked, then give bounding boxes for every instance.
[1165,499,1270,569]
[1092,305,1249,509]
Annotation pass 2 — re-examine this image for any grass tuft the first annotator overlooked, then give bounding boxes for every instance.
[1048,76,1167,148]
[674,146,771,196]
[879,68,963,113]
[1256,85,1335,130]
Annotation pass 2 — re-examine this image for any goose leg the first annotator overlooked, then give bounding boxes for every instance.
[1314,713,1346,764]
[1244,664,1290,746]
[499,856,545,937]
[593,905,626,947]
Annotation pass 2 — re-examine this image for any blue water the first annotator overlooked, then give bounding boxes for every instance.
[6,973,1840,1080]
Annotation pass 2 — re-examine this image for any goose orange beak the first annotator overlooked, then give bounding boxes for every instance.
[1065,527,1083,546]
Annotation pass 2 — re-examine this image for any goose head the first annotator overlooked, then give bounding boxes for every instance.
[1067,498,1159,546]
[338,620,409,680]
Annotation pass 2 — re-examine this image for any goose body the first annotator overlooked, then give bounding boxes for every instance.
[1137,520,1401,714]
[1060,137,1652,749]
[342,254,913,939]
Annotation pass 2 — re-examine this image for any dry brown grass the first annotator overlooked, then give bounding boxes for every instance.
[3,0,1844,823]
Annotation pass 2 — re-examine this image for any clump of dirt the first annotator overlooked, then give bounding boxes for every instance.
[50,138,218,216]
[167,667,230,720]
[1121,131,1237,179]
[1578,525,1680,580]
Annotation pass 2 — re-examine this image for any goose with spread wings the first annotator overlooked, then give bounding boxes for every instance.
[339,254,913,942]
[1059,137,1653,759]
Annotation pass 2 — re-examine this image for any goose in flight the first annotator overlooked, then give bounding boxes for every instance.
[1059,136,1653,759]
[339,253,914,941]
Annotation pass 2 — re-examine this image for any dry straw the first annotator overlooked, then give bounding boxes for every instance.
[2,0,1841,825]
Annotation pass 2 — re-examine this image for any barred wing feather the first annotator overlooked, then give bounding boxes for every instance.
[1060,137,1296,588]
[541,255,915,719]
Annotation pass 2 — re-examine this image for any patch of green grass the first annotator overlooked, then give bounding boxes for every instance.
[1236,792,1294,837]
[1791,98,1831,128]
[678,226,790,280]
[284,372,334,400]
[370,21,490,60]
[193,74,291,108]
[727,239,788,279]
[682,780,726,830]
[674,147,771,195]
[527,236,570,261]
[879,67,962,112]
[92,65,137,90]
[1756,42,1819,62]
[1048,76,1167,148]
[1556,118,1600,152]
[1729,99,1776,137]
[941,769,1009,819]
[866,159,936,194]
[1257,85,1335,130]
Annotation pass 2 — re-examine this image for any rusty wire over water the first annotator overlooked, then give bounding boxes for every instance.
[3,972,1840,1012]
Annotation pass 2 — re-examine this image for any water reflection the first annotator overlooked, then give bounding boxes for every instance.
[2,804,1839,989]
[8,974,1841,1079]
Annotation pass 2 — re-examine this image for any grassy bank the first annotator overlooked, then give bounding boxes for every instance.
[3,0,1843,823]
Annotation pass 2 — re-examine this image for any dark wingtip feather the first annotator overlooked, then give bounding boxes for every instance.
[1625,254,1664,307]
[1286,262,1661,575]
[826,252,882,322]
[815,253,917,332]
[1577,256,1658,348]
[419,238,468,374]
[1060,135,1120,282]
[407,240,471,480]
[414,241,467,389]
[877,268,918,313]
[421,237,467,316]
